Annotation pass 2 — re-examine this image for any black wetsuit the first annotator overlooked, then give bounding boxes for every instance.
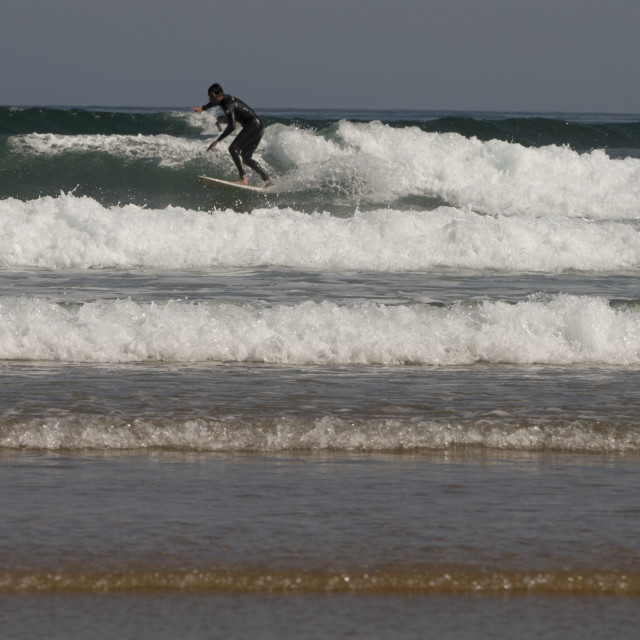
[202,95,270,182]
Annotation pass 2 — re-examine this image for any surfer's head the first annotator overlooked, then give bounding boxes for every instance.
[207,84,224,105]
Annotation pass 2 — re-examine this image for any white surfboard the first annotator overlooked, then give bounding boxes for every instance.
[197,175,266,192]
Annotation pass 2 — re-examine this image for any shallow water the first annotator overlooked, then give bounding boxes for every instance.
[1,450,639,578]
[2,593,638,640]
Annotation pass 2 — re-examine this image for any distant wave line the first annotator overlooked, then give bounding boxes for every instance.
[3,416,640,453]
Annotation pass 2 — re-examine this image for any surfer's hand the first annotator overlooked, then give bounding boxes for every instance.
[207,141,219,151]
[190,107,203,113]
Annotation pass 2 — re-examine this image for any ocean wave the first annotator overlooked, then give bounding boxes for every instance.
[1,194,639,272]
[0,106,199,137]
[4,106,640,150]
[0,294,638,365]
[323,120,640,218]
[6,118,640,218]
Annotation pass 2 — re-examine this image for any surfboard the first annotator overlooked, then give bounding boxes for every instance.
[197,175,266,192]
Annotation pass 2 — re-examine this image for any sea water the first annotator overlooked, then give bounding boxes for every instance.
[1,105,640,638]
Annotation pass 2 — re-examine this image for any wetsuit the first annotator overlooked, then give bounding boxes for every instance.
[201,95,270,181]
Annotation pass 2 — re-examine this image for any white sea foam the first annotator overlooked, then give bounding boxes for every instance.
[0,294,638,365]
[2,415,639,453]
[1,194,639,271]
[264,121,640,218]
[326,121,640,218]
[9,132,204,168]
[11,119,640,218]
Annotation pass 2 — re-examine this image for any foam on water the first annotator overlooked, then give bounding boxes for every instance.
[2,415,640,453]
[0,294,638,365]
[1,194,639,271]
[3,564,640,595]
[9,132,204,168]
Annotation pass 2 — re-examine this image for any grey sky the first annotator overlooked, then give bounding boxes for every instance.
[2,0,638,112]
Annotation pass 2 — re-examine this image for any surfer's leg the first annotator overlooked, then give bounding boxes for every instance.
[228,138,247,183]
[243,152,270,182]
[233,121,271,183]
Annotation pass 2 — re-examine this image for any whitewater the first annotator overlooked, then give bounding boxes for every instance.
[0,294,638,366]
[1,194,639,271]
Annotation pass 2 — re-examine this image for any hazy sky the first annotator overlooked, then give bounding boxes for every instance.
[2,0,638,113]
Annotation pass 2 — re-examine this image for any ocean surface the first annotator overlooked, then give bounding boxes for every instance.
[1,104,640,638]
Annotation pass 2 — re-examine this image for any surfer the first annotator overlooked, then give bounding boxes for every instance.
[191,84,273,186]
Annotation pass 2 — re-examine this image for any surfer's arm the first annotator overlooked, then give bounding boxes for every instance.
[190,102,214,113]
[209,106,235,146]
[208,120,234,150]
